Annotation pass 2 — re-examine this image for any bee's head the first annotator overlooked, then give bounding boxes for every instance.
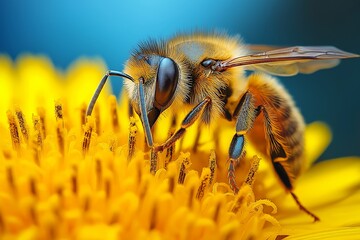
[123,54,180,128]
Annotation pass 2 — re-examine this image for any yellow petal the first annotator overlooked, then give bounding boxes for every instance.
[304,122,332,169]
[276,157,360,225]
[285,227,360,240]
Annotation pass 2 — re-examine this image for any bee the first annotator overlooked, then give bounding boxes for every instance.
[86,32,358,221]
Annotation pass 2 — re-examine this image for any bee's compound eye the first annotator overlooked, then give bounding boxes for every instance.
[154,57,179,110]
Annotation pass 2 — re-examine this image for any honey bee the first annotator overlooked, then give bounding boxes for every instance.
[86,32,358,221]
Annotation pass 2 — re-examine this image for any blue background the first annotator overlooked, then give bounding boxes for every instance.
[1,0,359,161]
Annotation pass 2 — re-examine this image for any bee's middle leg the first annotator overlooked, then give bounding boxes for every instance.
[154,97,211,153]
[228,91,261,193]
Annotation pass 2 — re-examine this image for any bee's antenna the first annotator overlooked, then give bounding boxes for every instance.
[86,70,134,116]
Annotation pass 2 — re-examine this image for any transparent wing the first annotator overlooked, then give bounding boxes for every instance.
[215,46,359,76]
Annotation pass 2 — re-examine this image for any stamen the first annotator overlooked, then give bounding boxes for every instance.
[105,178,111,199]
[55,101,65,154]
[250,199,278,214]
[231,185,253,213]
[188,186,195,208]
[0,211,4,232]
[37,107,47,138]
[95,159,102,190]
[94,105,101,134]
[196,168,211,200]
[71,167,78,195]
[212,201,221,223]
[168,175,175,192]
[32,114,43,165]
[109,95,119,132]
[83,196,90,212]
[7,110,20,150]
[208,150,216,186]
[55,101,63,120]
[178,152,191,184]
[15,108,29,142]
[32,115,43,148]
[150,202,157,230]
[150,149,158,175]
[108,212,119,225]
[165,116,177,167]
[128,117,137,161]
[80,103,87,126]
[29,177,38,197]
[82,117,94,154]
[244,155,261,186]
[6,166,16,195]
[29,205,38,225]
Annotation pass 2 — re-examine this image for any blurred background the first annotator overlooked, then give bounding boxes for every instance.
[0,0,359,161]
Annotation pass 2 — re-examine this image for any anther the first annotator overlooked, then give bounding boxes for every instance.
[82,117,94,154]
[178,153,191,184]
[95,159,102,189]
[55,102,65,154]
[94,105,101,134]
[128,117,137,161]
[244,155,261,186]
[7,110,20,150]
[196,168,211,200]
[37,107,47,138]
[15,108,29,142]
[208,150,217,186]
[29,177,37,197]
[109,95,119,132]
[80,103,87,126]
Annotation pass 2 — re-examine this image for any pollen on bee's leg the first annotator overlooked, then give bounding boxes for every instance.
[178,152,191,184]
[7,110,21,150]
[82,116,95,154]
[196,168,211,200]
[15,108,29,143]
[109,95,119,132]
[244,155,261,186]
[128,116,137,161]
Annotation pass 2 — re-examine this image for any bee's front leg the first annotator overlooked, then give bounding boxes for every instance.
[154,97,211,153]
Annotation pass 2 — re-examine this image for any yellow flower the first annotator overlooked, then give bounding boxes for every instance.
[0,55,359,240]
